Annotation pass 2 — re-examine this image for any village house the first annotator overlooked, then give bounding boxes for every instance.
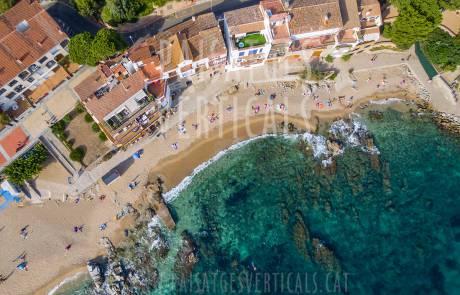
[0,0,69,118]
[146,12,227,79]
[74,65,169,147]
[261,0,292,60]
[288,0,343,56]
[223,4,274,70]
[288,0,382,57]
[358,0,382,42]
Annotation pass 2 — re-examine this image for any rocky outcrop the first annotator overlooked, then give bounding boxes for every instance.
[148,225,170,259]
[87,237,157,295]
[146,184,176,230]
[326,139,343,156]
[174,231,199,279]
[87,261,104,291]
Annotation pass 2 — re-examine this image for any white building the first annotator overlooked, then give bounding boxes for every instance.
[0,0,68,112]
[223,4,274,70]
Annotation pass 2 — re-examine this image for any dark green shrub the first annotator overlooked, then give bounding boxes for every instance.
[70,146,85,162]
[99,132,108,141]
[91,122,100,132]
[75,102,85,113]
[85,113,94,123]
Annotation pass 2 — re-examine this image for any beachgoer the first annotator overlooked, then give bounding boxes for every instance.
[65,244,72,251]
[99,195,106,201]
[73,226,78,233]
[99,223,107,231]
[78,225,84,232]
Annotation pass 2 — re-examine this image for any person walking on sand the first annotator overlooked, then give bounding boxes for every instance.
[65,244,72,251]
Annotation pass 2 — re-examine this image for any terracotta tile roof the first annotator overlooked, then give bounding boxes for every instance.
[147,13,225,65]
[2,0,42,27]
[289,0,343,35]
[128,44,153,62]
[74,68,108,102]
[0,0,67,85]
[100,64,112,77]
[157,34,185,73]
[111,63,128,76]
[224,5,264,31]
[261,0,286,15]
[141,58,162,81]
[147,80,166,99]
[339,0,360,29]
[359,0,381,19]
[0,152,6,166]
[272,24,291,43]
[0,126,29,157]
[188,27,227,61]
[85,71,146,122]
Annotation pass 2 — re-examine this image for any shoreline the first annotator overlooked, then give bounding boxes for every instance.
[41,91,425,295]
[9,55,451,295]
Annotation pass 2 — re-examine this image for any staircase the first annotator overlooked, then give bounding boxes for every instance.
[39,131,79,177]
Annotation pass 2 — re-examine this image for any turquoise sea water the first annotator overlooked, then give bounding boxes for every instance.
[65,105,460,294]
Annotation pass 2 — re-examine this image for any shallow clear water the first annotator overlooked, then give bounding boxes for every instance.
[66,106,460,294]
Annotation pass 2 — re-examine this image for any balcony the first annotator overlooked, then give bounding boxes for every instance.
[290,35,336,51]
[234,33,266,49]
[102,100,161,147]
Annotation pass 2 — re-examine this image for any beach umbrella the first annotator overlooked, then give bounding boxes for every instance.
[17,262,27,271]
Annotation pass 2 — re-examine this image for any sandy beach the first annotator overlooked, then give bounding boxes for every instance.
[0,59,435,295]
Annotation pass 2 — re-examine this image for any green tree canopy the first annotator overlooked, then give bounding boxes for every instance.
[0,0,16,14]
[423,28,460,71]
[74,0,103,17]
[68,32,93,65]
[438,0,460,10]
[88,28,127,65]
[384,0,442,49]
[69,29,126,66]
[101,0,142,25]
[4,144,48,185]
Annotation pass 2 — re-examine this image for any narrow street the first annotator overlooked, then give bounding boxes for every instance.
[44,0,259,43]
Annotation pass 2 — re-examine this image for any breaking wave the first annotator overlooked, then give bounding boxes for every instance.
[163,118,378,203]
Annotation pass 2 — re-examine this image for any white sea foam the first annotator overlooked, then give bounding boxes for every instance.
[163,134,276,203]
[47,271,87,295]
[163,118,378,203]
[369,98,403,105]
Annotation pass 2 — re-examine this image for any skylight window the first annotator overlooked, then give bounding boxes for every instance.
[16,20,30,33]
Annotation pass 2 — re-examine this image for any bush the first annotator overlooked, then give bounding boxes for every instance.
[325,54,334,63]
[51,120,67,140]
[62,114,72,124]
[99,132,108,141]
[341,54,352,62]
[75,102,86,114]
[92,122,100,132]
[4,144,48,184]
[84,113,94,123]
[70,147,85,162]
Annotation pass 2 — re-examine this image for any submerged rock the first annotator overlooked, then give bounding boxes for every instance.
[292,211,311,261]
[311,238,342,273]
[174,231,199,279]
[148,225,169,259]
